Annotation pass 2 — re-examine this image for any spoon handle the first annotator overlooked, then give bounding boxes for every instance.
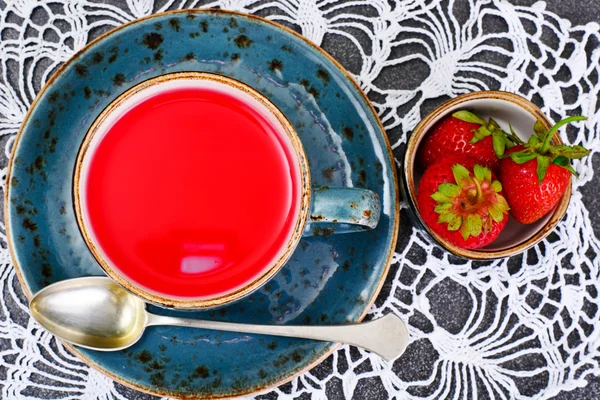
[146,313,408,361]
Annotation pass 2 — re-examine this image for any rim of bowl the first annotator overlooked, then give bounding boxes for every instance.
[73,71,312,309]
[403,90,572,260]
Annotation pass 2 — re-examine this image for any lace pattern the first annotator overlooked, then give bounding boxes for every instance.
[1,1,599,399]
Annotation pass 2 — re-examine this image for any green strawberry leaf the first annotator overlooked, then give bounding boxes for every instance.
[452,110,486,125]
[452,164,474,190]
[533,120,546,138]
[492,131,505,157]
[552,156,579,177]
[489,194,510,222]
[434,203,453,213]
[474,164,486,182]
[489,204,504,223]
[467,214,482,237]
[552,145,591,159]
[438,211,456,224]
[552,156,569,167]
[438,183,461,197]
[504,134,516,149]
[431,191,450,203]
[469,126,490,144]
[491,180,502,193]
[484,167,492,182]
[527,135,541,148]
[496,195,509,211]
[488,118,501,129]
[447,215,462,231]
[506,123,525,146]
[560,164,578,177]
[536,154,550,183]
[509,151,537,164]
[460,220,470,240]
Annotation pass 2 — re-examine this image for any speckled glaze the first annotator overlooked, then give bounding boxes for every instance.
[401,91,571,260]
[306,186,381,235]
[6,10,399,399]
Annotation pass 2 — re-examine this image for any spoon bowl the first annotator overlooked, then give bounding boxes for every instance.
[30,277,147,350]
[30,277,409,361]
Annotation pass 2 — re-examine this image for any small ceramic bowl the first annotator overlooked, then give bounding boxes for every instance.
[401,91,571,260]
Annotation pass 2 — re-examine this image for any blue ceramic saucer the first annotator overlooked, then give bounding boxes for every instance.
[6,10,399,398]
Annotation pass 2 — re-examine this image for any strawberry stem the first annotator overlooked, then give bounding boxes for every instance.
[472,176,483,202]
[507,122,525,146]
[539,116,586,153]
[431,164,509,240]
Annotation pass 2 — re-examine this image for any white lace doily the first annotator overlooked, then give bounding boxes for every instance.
[1,1,599,399]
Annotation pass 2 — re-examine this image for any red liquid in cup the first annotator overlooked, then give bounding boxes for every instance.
[82,83,301,299]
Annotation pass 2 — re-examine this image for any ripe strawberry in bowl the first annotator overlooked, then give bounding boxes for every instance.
[499,116,589,224]
[416,110,517,171]
[417,157,509,249]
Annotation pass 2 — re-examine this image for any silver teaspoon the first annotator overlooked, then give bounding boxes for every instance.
[29,277,409,361]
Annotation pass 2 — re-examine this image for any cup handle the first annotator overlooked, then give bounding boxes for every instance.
[303,186,381,236]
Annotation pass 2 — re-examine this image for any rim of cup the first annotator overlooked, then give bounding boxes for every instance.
[73,71,312,309]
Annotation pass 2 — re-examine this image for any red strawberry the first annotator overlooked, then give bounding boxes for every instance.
[417,111,516,171]
[417,157,510,249]
[499,116,589,224]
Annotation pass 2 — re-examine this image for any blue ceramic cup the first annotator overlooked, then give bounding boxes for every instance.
[74,72,381,309]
